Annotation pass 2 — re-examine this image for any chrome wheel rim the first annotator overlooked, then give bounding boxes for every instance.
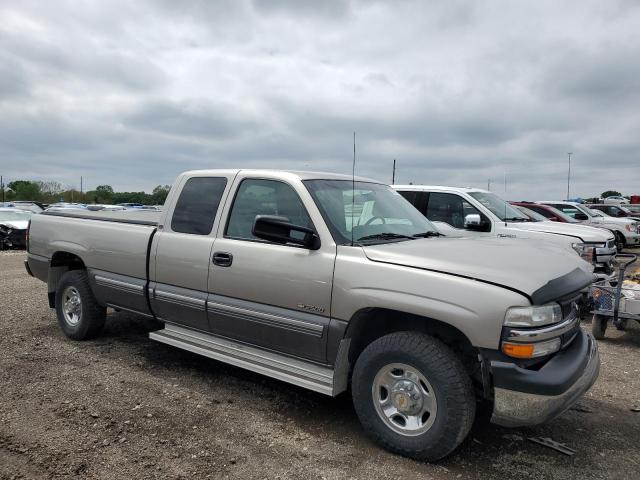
[372,363,437,436]
[62,286,82,326]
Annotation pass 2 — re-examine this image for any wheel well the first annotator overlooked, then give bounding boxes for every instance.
[50,251,86,270]
[344,308,481,383]
[48,252,86,307]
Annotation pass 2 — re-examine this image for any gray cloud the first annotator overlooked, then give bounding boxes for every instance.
[0,0,639,200]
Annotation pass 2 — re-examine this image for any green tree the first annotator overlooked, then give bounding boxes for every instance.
[150,185,171,205]
[7,180,42,200]
[601,190,622,198]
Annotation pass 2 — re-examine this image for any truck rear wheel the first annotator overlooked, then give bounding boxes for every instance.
[55,270,106,340]
[592,314,607,339]
[351,331,475,461]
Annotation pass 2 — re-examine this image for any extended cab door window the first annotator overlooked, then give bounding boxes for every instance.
[152,176,230,332]
[209,177,334,362]
[171,177,227,235]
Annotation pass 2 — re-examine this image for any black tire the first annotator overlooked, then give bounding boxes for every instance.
[614,231,626,252]
[55,270,106,340]
[592,314,607,340]
[351,331,476,462]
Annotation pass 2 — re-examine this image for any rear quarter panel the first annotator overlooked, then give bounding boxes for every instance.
[29,213,153,278]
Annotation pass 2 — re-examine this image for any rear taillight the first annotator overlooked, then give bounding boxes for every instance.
[26,219,31,252]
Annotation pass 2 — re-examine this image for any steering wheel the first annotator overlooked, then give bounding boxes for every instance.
[364,216,386,225]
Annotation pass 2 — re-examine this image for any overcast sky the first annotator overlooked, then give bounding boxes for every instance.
[1,0,639,199]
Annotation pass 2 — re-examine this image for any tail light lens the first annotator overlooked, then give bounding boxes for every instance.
[26,219,31,252]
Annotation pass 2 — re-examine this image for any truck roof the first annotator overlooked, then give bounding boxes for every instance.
[392,185,487,193]
[182,169,378,183]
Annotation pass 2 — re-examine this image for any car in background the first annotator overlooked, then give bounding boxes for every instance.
[537,201,640,250]
[510,202,580,223]
[117,203,144,209]
[603,196,629,205]
[394,185,616,276]
[587,204,640,220]
[86,204,127,212]
[625,204,640,215]
[1,201,45,213]
[0,207,32,249]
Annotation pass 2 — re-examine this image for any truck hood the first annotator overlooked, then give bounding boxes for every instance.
[362,236,594,303]
[507,221,613,243]
[0,220,28,230]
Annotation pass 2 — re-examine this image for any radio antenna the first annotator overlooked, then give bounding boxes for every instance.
[351,132,356,246]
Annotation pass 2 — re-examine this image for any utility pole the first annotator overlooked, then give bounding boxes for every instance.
[1,175,4,203]
[80,176,83,196]
[392,159,396,184]
[487,179,491,191]
[567,152,572,200]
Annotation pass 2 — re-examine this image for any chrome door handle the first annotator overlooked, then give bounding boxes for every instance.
[212,252,233,267]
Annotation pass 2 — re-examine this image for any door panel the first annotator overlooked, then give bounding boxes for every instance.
[151,175,234,331]
[207,176,336,362]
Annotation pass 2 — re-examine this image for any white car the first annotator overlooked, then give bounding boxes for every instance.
[393,185,616,277]
[603,196,629,205]
[538,201,640,250]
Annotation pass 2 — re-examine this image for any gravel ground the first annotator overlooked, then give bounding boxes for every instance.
[1,251,639,480]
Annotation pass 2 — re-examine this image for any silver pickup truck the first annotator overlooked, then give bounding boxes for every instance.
[25,169,600,461]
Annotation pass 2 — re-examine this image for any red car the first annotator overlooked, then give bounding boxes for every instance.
[509,202,580,223]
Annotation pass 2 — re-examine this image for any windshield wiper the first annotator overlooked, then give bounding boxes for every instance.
[357,233,416,242]
[412,231,443,238]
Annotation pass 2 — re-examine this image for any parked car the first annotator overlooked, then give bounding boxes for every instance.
[1,201,45,213]
[587,203,640,220]
[26,169,600,461]
[394,186,616,277]
[0,207,32,249]
[537,201,640,250]
[603,196,629,205]
[510,202,580,223]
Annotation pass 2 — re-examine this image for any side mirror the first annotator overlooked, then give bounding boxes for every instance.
[574,212,588,221]
[252,215,321,250]
[464,213,482,229]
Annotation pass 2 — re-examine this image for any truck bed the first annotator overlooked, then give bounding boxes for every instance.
[29,210,158,281]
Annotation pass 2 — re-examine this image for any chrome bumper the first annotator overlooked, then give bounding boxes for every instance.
[491,333,600,427]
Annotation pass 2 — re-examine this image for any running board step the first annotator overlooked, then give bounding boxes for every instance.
[149,324,336,395]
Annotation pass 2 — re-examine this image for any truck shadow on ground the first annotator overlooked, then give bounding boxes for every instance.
[74,309,638,472]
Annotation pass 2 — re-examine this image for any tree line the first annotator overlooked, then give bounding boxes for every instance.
[1,180,171,205]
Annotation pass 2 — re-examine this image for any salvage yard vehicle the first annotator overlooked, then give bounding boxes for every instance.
[538,201,640,251]
[26,170,600,461]
[587,203,640,220]
[0,207,32,249]
[394,185,616,277]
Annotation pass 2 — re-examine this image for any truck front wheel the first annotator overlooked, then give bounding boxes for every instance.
[351,331,476,461]
[55,271,106,340]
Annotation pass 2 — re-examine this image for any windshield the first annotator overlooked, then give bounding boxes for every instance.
[586,207,605,217]
[515,205,547,222]
[545,205,579,223]
[304,180,438,244]
[468,191,528,221]
[0,210,32,222]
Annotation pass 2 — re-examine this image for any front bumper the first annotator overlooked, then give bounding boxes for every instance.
[490,330,600,427]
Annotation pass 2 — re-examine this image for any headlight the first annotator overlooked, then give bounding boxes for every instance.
[625,224,632,232]
[571,242,595,263]
[504,303,563,327]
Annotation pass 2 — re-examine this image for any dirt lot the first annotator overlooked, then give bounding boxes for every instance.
[1,251,639,480]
